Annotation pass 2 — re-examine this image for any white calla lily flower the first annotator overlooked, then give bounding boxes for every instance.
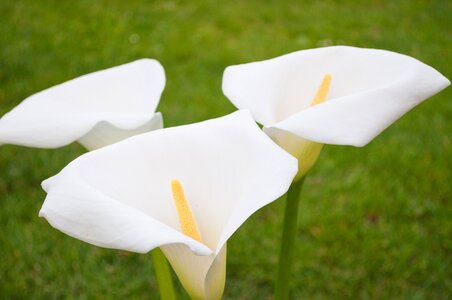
[0,59,165,150]
[39,110,298,300]
[222,46,450,178]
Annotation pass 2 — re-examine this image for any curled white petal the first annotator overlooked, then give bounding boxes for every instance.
[223,46,450,146]
[40,110,297,298]
[40,171,211,255]
[161,244,226,300]
[264,127,323,180]
[0,59,165,149]
[78,112,163,150]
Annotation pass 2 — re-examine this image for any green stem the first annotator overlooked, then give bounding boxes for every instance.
[151,248,177,300]
[274,178,305,300]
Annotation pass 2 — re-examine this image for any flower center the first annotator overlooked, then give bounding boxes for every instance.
[171,179,202,242]
[310,74,332,106]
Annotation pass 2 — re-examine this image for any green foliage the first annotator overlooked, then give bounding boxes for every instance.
[0,0,450,298]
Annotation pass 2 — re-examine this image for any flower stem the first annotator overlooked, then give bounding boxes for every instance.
[274,177,305,300]
[151,248,177,300]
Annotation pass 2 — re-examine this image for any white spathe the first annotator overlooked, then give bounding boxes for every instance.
[39,110,298,300]
[222,46,450,177]
[0,59,165,150]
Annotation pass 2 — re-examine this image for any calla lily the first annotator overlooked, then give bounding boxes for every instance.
[222,46,450,178]
[39,110,298,299]
[0,59,165,150]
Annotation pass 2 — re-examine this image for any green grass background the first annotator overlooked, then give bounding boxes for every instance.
[0,0,450,299]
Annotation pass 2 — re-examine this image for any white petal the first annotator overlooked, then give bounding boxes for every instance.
[40,110,297,257]
[264,127,323,180]
[40,171,211,256]
[161,244,226,300]
[0,59,165,149]
[223,46,450,146]
[78,112,163,150]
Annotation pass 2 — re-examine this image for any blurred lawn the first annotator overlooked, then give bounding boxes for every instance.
[0,0,451,299]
